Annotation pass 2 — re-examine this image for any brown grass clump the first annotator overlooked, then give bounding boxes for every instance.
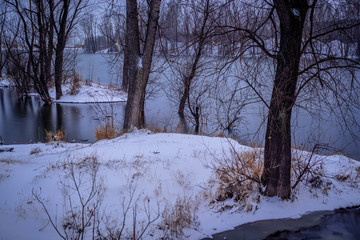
[45,129,66,142]
[69,75,81,95]
[160,196,200,238]
[210,143,263,211]
[95,120,117,140]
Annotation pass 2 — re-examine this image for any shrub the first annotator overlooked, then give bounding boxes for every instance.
[45,129,66,143]
[69,75,81,95]
[95,120,117,140]
[213,148,263,210]
[290,147,334,196]
[160,196,200,238]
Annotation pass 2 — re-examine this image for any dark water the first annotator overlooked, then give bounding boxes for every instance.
[0,88,125,143]
[205,207,360,240]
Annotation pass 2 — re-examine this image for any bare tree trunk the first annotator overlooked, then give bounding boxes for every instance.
[178,76,190,119]
[263,0,308,199]
[52,0,86,99]
[0,10,3,78]
[122,18,129,91]
[0,38,3,78]
[123,0,162,130]
[36,0,51,103]
[53,0,70,100]
[45,0,54,84]
[54,47,64,99]
[0,4,8,78]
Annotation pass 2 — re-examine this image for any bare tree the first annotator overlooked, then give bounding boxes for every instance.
[162,0,224,132]
[261,0,309,199]
[4,0,52,102]
[214,0,360,199]
[80,13,98,53]
[3,0,87,102]
[50,0,88,100]
[123,0,162,130]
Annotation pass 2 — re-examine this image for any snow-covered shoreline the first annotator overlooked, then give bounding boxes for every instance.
[51,81,127,103]
[0,77,127,103]
[1,130,359,239]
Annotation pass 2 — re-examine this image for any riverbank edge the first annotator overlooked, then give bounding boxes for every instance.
[0,78,127,103]
[205,204,360,240]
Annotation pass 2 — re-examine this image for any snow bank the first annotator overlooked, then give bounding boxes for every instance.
[0,131,359,239]
[51,81,127,103]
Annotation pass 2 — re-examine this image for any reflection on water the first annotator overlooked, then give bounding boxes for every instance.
[0,88,125,143]
[205,208,360,240]
[265,208,360,240]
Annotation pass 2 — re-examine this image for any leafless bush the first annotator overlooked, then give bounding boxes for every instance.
[291,145,325,190]
[69,75,81,95]
[159,196,200,239]
[33,156,160,240]
[45,129,66,143]
[32,156,103,240]
[209,144,263,212]
[91,101,121,141]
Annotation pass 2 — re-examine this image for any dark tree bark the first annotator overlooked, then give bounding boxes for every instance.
[45,0,54,84]
[53,0,69,100]
[263,0,309,199]
[34,0,51,103]
[0,6,6,78]
[122,15,129,91]
[123,0,162,130]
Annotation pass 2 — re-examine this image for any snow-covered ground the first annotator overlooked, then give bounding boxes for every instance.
[0,77,11,87]
[0,130,359,239]
[51,81,127,103]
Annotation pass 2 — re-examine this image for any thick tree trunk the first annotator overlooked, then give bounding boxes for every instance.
[54,47,64,99]
[54,0,69,100]
[45,0,54,84]
[122,17,129,91]
[122,42,129,91]
[35,0,51,103]
[123,0,141,130]
[263,0,308,199]
[124,0,161,130]
[0,39,2,78]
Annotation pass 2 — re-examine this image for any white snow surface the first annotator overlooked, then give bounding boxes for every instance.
[51,81,127,103]
[0,77,12,87]
[0,130,359,239]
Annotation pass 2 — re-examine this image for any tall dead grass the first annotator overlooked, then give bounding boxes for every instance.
[209,141,263,212]
[95,120,118,140]
[45,129,66,142]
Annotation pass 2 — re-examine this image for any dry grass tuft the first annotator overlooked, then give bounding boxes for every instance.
[30,147,42,155]
[95,120,118,140]
[69,75,81,95]
[210,143,263,212]
[45,129,66,142]
[160,196,200,238]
